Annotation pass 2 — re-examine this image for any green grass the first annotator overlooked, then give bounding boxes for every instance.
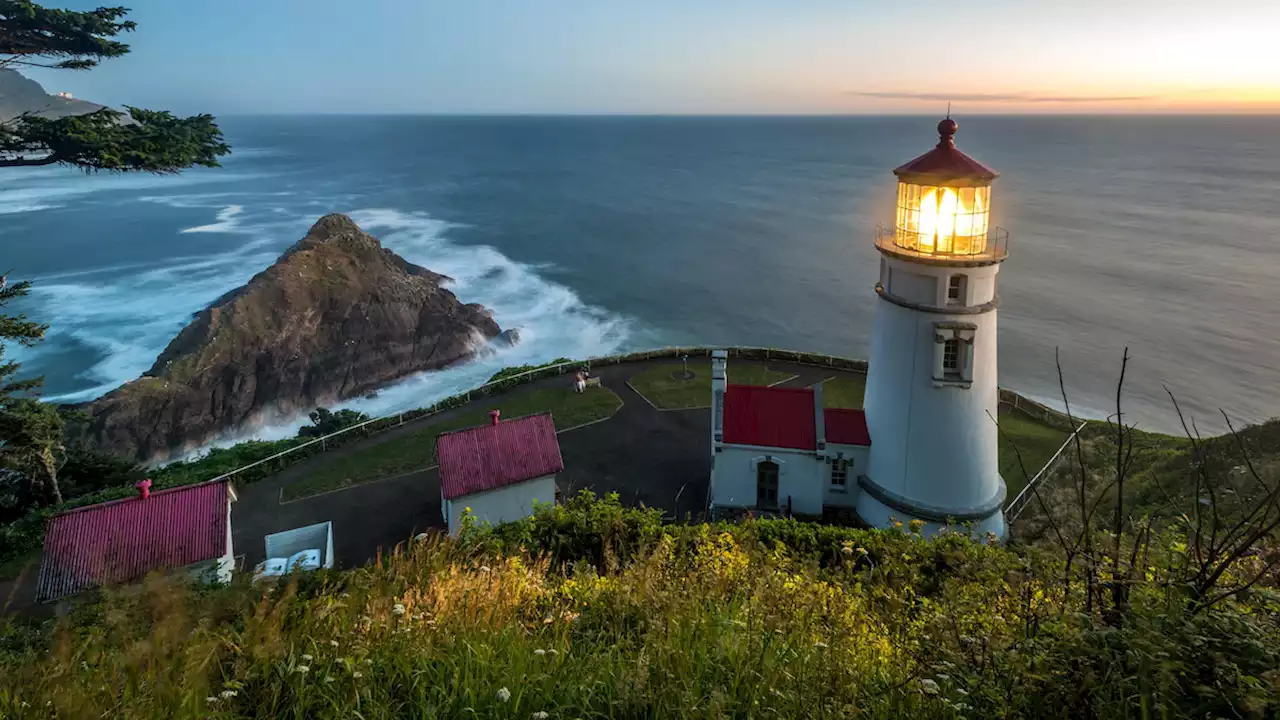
[998,408,1073,494]
[628,361,793,409]
[3,495,1276,719]
[821,374,867,408]
[280,386,623,501]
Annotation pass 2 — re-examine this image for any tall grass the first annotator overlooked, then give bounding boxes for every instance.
[1,494,1277,718]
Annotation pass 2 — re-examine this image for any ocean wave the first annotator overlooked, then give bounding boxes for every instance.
[0,170,266,217]
[180,205,246,234]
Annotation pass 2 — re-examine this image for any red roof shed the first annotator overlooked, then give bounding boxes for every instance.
[437,413,564,501]
[722,385,872,450]
[37,479,235,603]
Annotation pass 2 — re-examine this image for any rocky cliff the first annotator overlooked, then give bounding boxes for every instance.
[80,214,501,461]
[0,69,105,121]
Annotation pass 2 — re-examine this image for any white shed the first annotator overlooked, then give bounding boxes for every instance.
[437,410,565,535]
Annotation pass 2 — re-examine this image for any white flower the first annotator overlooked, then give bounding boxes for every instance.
[219,690,238,699]
[813,641,828,649]
[548,649,559,655]
[392,603,406,616]
[353,671,364,679]
[19,701,29,709]
[935,673,950,681]
[329,640,340,647]
[496,687,511,703]
[207,696,218,703]
[341,592,351,598]
[841,545,854,555]
[337,657,347,664]
[301,653,313,661]
[919,678,939,695]
[295,665,310,674]
[532,713,549,720]
[534,649,546,657]
[480,565,492,573]
[365,658,373,665]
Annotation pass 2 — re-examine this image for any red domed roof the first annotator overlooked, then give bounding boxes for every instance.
[894,118,997,186]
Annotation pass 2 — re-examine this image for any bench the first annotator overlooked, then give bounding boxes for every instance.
[585,377,602,388]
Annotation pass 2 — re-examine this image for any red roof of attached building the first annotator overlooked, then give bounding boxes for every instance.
[723,384,818,450]
[437,413,564,500]
[825,408,871,446]
[37,479,234,603]
[722,385,873,450]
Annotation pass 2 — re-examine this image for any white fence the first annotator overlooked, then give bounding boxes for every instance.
[1003,421,1088,522]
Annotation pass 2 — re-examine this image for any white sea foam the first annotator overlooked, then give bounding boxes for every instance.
[24,204,639,455]
[0,170,265,216]
[180,205,246,234]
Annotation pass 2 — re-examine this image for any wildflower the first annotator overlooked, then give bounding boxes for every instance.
[393,603,406,615]
[532,713,549,720]
[353,672,364,679]
[534,649,547,656]
[341,592,351,599]
[295,665,310,674]
[302,653,313,661]
[480,565,492,573]
[919,679,939,695]
[219,690,238,700]
[19,702,29,709]
[365,658,373,665]
[935,673,950,681]
[892,520,904,529]
[497,687,512,703]
[857,547,868,554]
[813,641,828,649]
[207,696,219,703]
[330,640,340,647]
[908,519,926,534]
[548,649,559,655]
[841,545,853,555]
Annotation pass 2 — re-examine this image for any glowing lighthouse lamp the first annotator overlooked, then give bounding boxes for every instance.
[859,117,1011,539]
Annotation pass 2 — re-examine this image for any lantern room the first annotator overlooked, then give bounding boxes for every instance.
[877,118,1007,262]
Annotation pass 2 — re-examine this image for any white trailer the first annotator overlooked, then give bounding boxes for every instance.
[255,521,334,581]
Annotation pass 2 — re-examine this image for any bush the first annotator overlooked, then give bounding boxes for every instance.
[487,357,574,383]
[297,407,371,438]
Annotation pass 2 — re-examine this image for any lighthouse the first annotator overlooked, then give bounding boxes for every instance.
[857,118,1010,539]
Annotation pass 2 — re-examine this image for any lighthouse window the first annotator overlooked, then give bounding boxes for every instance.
[942,339,962,376]
[947,274,967,304]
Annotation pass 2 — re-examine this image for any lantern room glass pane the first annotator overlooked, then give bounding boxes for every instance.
[894,182,991,256]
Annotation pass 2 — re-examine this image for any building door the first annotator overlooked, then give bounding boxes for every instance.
[756,461,780,510]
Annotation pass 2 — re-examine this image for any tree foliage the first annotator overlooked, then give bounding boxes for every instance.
[0,1,229,172]
[298,407,371,438]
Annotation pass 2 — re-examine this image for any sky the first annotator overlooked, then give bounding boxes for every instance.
[25,0,1280,115]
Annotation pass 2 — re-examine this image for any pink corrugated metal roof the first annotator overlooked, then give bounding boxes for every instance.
[437,413,564,500]
[825,408,871,446]
[723,384,817,450]
[37,479,234,603]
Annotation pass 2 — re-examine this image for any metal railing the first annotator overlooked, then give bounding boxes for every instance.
[874,224,1009,263]
[206,346,873,486]
[1004,420,1088,522]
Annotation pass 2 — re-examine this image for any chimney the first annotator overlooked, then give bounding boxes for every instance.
[813,382,826,451]
[489,409,501,426]
[711,350,728,448]
[136,478,152,500]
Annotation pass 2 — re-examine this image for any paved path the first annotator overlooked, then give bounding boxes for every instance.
[2,357,867,613]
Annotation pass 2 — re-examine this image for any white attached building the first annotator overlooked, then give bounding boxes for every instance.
[37,478,237,604]
[437,410,564,535]
[709,351,872,517]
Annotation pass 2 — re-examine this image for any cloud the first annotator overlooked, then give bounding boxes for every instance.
[848,91,1157,103]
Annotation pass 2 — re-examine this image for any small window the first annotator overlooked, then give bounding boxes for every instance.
[947,274,966,304]
[942,338,961,377]
[830,458,848,489]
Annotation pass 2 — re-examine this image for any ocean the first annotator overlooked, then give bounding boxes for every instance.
[2,115,1278,440]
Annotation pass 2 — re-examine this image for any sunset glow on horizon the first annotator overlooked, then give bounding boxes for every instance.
[26,0,1280,115]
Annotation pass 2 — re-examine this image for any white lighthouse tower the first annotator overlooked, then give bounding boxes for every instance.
[857,118,1010,539]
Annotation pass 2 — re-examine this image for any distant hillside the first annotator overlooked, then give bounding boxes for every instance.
[0,68,104,121]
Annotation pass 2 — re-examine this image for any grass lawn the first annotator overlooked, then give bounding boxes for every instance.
[281,386,623,502]
[998,408,1074,495]
[821,374,867,409]
[628,361,794,410]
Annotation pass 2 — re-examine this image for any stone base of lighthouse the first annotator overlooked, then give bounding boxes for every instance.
[855,481,1007,539]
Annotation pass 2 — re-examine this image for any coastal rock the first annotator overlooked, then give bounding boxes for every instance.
[494,328,522,347]
[79,214,501,461]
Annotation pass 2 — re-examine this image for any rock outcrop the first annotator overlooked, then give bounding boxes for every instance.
[0,69,106,121]
[79,214,501,461]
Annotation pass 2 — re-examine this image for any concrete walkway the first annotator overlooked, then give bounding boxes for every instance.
[2,357,867,614]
